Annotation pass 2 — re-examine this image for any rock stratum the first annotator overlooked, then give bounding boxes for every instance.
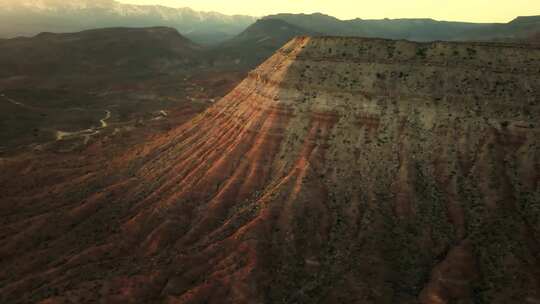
[1,37,540,303]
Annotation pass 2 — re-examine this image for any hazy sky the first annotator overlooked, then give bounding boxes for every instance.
[117,0,540,22]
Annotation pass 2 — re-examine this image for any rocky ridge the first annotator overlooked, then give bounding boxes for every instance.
[1,37,540,303]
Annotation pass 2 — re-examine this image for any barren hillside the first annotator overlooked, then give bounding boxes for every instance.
[1,37,539,303]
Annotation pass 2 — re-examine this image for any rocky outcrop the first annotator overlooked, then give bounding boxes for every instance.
[1,37,540,303]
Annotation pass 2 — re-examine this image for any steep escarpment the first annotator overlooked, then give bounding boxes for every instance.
[1,37,540,304]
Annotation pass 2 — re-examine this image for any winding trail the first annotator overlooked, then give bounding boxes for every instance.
[2,92,114,146]
[56,129,98,141]
[100,110,111,128]
[56,110,111,141]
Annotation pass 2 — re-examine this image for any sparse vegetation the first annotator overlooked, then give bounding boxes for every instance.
[1,35,540,304]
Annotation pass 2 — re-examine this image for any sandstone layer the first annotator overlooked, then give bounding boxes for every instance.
[1,37,540,303]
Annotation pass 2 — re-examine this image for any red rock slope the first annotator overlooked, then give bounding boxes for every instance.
[1,37,540,304]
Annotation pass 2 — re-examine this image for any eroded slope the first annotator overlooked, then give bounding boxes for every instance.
[1,37,540,304]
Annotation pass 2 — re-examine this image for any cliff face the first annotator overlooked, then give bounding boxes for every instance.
[1,37,540,304]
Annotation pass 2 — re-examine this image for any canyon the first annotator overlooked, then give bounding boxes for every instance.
[1,37,540,303]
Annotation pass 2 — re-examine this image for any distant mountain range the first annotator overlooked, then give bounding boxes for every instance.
[264,13,491,41]
[263,13,540,42]
[1,0,539,46]
[1,0,539,70]
[210,14,540,68]
[0,0,256,44]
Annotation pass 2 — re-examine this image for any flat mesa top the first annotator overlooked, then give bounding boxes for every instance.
[270,35,540,72]
[291,35,540,50]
